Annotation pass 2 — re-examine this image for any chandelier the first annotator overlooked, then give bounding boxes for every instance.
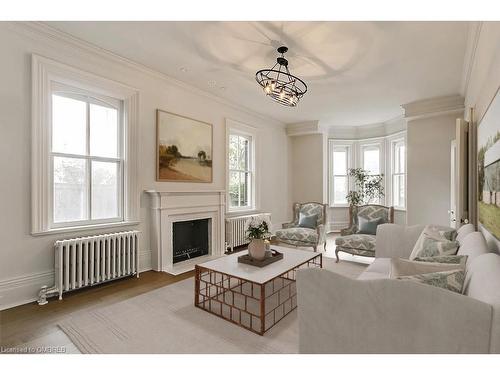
[255,46,307,107]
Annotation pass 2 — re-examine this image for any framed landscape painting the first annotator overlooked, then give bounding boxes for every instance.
[477,88,500,240]
[156,110,213,182]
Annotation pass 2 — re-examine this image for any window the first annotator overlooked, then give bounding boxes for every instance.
[331,146,350,205]
[392,140,406,209]
[362,146,380,175]
[51,88,122,227]
[228,131,254,211]
[32,55,139,234]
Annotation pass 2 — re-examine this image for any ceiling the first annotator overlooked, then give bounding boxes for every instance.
[45,21,470,126]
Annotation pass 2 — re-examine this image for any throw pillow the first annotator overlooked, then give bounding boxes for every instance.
[397,269,466,294]
[409,226,459,260]
[413,255,468,266]
[357,216,383,235]
[298,213,318,229]
[439,229,458,241]
[390,258,465,278]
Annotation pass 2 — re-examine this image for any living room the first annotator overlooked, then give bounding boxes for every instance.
[1,0,500,372]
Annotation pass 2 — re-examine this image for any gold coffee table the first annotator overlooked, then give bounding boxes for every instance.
[194,246,322,335]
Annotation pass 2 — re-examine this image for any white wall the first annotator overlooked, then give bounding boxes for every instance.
[464,22,500,252]
[406,112,457,226]
[0,23,291,310]
[290,133,325,204]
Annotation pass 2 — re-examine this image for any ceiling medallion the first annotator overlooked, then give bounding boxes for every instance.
[255,46,307,107]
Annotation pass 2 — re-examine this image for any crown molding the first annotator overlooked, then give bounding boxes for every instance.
[5,21,285,128]
[326,115,406,139]
[402,94,465,120]
[461,22,483,99]
[285,121,321,136]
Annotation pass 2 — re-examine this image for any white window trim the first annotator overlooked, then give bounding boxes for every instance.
[225,119,259,214]
[328,139,355,207]
[388,133,407,210]
[31,54,139,235]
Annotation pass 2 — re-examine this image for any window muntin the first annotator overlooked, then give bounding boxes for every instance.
[332,146,349,205]
[228,133,253,210]
[50,89,123,227]
[392,140,406,209]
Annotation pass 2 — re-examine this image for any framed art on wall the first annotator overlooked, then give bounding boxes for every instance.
[156,109,213,182]
[477,87,500,240]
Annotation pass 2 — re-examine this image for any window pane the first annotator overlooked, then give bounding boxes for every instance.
[229,135,239,170]
[229,171,240,207]
[398,144,405,173]
[238,136,249,171]
[90,103,118,158]
[393,174,405,207]
[53,157,87,223]
[333,176,348,204]
[333,150,347,175]
[52,94,86,154]
[363,148,380,175]
[239,172,250,207]
[91,161,119,220]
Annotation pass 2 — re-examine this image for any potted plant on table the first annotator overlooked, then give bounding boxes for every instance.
[245,215,272,260]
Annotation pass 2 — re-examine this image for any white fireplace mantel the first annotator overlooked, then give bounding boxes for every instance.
[146,190,226,275]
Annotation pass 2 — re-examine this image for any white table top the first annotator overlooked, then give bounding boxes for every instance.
[197,246,321,284]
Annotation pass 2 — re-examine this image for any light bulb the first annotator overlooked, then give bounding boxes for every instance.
[264,84,272,95]
[270,81,276,90]
[279,90,285,100]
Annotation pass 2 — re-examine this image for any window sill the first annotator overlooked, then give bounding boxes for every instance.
[226,209,260,217]
[31,220,140,237]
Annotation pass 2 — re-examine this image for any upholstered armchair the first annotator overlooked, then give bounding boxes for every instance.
[335,204,394,262]
[275,202,327,252]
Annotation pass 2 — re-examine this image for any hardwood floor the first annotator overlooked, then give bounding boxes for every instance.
[0,270,193,353]
[0,234,370,353]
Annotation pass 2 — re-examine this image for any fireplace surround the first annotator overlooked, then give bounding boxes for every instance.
[146,190,225,275]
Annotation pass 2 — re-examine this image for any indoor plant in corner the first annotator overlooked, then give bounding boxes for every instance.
[346,168,385,206]
[245,215,272,260]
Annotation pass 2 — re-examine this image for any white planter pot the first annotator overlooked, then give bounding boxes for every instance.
[248,239,266,260]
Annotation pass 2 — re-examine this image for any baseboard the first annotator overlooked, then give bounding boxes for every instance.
[0,271,54,311]
[327,222,349,233]
[0,249,154,311]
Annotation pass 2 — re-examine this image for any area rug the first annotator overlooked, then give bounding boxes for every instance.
[58,257,366,353]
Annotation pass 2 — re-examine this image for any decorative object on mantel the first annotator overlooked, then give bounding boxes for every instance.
[255,46,307,107]
[345,168,385,207]
[156,109,213,182]
[237,249,284,267]
[245,214,272,260]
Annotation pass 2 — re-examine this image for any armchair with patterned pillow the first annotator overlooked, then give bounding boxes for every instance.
[275,202,327,252]
[335,204,394,262]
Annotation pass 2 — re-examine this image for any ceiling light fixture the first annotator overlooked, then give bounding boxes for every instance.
[255,46,307,107]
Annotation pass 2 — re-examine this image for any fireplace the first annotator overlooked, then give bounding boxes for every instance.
[172,219,210,264]
[146,190,225,274]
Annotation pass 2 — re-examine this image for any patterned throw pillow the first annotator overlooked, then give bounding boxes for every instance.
[439,229,458,241]
[397,269,465,294]
[357,216,383,235]
[413,255,468,266]
[390,258,465,278]
[409,226,459,259]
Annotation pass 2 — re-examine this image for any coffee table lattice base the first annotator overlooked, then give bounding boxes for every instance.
[194,254,322,335]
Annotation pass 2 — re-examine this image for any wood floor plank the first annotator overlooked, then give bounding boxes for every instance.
[0,270,193,350]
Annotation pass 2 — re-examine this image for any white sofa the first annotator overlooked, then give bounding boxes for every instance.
[297,224,500,353]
